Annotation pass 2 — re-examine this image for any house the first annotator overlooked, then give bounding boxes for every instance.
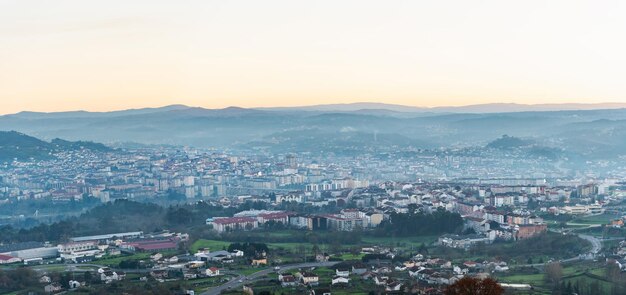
[167,256,179,263]
[100,270,120,283]
[150,270,169,279]
[494,264,510,272]
[335,268,350,277]
[436,273,458,285]
[251,258,267,266]
[39,275,52,283]
[332,276,350,285]
[408,266,424,278]
[463,261,479,268]
[205,267,221,277]
[453,265,468,275]
[279,274,298,287]
[310,288,331,295]
[300,271,319,286]
[68,280,81,289]
[374,276,388,286]
[351,263,368,275]
[360,271,375,280]
[315,253,330,262]
[438,234,491,250]
[195,250,234,263]
[44,283,63,293]
[374,266,392,274]
[150,253,163,261]
[184,270,199,279]
[187,260,206,268]
[386,281,403,292]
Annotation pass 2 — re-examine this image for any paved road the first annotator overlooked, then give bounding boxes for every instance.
[579,234,601,254]
[201,261,339,295]
[514,231,603,268]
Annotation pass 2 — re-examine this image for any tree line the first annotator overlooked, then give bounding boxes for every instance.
[373,208,464,237]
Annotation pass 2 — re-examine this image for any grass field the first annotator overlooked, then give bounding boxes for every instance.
[571,213,621,225]
[498,262,614,293]
[361,235,438,248]
[338,253,365,260]
[190,239,231,252]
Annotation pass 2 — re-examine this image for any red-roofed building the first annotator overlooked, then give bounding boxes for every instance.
[208,217,258,233]
[205,267,221,277]
[122,238,179,252]
[0,254,21,264]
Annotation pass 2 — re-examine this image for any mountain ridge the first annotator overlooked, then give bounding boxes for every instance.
[5,102,626,117]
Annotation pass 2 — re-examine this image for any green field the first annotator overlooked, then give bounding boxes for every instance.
[498,262,615,294]
[338,253,365,260]
[190,239,232,252]
[571,213,621,225]
[361,235,438,248]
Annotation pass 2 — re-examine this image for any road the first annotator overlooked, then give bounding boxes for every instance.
[514,231,603,268]
[579,234,601,254]
[201,261,339,295]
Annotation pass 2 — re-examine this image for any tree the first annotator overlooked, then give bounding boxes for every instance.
[312,244,320,256]
[545,262,563,289]
[418,243,429,255]
[444,277,504,295]
[83,271,93,283]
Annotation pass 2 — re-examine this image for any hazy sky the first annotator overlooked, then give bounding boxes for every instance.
[2,0,626,114]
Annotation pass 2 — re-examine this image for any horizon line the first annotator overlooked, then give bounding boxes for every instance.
[4,101,626,116]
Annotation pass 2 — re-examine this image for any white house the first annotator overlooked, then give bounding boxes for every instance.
[299,272,319,286]
[68,280,81,289]
[205,267,221,277]
[335,268,350,277]
[332,276,350,285]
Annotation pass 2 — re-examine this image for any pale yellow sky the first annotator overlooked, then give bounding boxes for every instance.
[1,0,626,114]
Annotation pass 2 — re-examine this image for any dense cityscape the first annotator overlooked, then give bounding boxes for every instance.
[2,134,626,294]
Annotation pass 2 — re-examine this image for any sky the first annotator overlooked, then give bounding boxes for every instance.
[1,0,626,114]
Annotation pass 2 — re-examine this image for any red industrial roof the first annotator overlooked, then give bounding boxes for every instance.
[0,254,16,261]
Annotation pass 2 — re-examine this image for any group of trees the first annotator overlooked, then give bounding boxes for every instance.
[466,233,590,262]
[0,268,39,293]
[0,199,267,244]
[546,262,626,295]
[444,277,504,295]
[373,208,464,237]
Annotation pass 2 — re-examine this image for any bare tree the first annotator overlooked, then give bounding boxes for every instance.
[544,262,563,289]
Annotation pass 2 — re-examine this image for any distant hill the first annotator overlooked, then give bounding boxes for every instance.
[258,102,626,114]
[50,138,113,152]
[0,131,112,162]
[2,104,626,159]
[0,131,54,162]
[487,135,533,149]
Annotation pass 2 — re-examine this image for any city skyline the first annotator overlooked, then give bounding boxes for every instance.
[2,0,626,114]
